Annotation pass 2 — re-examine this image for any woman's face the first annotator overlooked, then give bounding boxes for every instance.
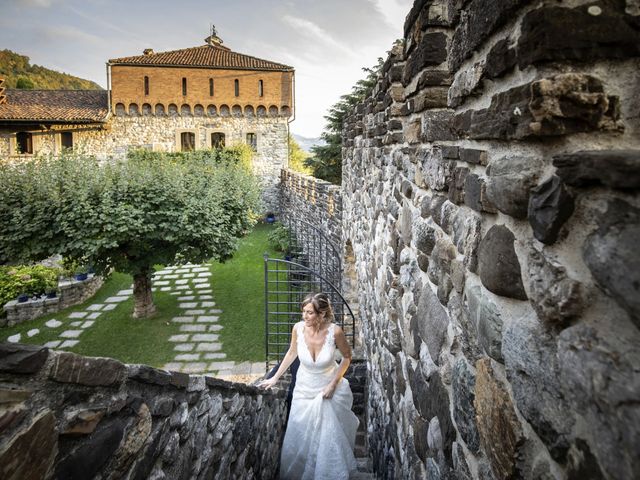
[302,303,321,327]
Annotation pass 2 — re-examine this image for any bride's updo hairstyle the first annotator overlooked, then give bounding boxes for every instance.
[301,292,334,326]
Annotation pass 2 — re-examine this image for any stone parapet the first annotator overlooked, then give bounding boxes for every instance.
[0,342,287,480]
[2,274,103,327]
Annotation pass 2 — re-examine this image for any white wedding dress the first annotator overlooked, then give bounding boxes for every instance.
[279,322,359,479]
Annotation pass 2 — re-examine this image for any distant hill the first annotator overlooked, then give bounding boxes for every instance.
[292,133,325,153]
[0,49,102,90]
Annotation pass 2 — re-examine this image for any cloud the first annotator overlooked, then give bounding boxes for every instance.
[281,14,359,60]
[41,25,102,45]
[13,0,55,7]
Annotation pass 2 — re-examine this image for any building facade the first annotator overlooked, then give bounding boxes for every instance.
[0,33,294,211]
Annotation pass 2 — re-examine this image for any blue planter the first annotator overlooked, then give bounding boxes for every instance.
[46,291,57,299]
[266,213,276,224]
[17,294,29,303]
[75,273,88,281]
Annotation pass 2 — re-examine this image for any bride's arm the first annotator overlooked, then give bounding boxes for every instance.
[257,324,299,389]
[322,326,352,399]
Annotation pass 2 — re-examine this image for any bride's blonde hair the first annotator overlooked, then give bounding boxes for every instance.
[301,292,334,327]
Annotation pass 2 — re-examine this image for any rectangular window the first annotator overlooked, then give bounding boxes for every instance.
[209,78,214,96]
[211,132,225,149]
[16,132,33,154]
[61,132,73,150]
[144,76,149,96]
[258,79,264,97]
[246,133,257,151]
[234,79,239,97]
[181,131,195,151]
[182,77,187,96]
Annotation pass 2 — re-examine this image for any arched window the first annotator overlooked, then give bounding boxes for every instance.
[246,133,257,152]
[258,80,264,97]
[128,103,139,115]
[115,103,126,116]
[16,132,33,154]
[194,104,205,116]
[244,105,255,117]
[181,132,195,151]
[232,104,242,117]
[168,103,178,116]
[155,103,165,116]
[219,104,230,117]
[180,104,192,116]
[281,105,292,117]
[142,103,152,115]
[211,132,225,149]
[209,78,214,97]
[207,104,217,116]
[182,77,187,96]
[234,79,239,97]
[257,105,267,117]
[144,76,149,96]
[268,105,279,117]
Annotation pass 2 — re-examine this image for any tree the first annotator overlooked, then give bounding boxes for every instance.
[306,57,385,184]
[15,76,34,89]
[0,150,260,318]
[288,135,312,175]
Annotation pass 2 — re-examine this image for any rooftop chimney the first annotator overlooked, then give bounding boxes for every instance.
[205,24,223,47]
[143,48,154,55]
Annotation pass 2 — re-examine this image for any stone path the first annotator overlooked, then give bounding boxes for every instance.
[6,263,265,382]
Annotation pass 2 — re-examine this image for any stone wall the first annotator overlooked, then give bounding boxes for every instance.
[2,275,103,327]
[342,1,640,479]
[0,342,286,480]
[0,114,289,212]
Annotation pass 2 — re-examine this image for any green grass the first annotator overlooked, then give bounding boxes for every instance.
[210,223,277,361]
[0,224,278,366]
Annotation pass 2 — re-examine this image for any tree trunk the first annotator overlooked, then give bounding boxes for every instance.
[132,270,156,318]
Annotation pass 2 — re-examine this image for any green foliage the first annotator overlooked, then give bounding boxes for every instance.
[15,76,34,89]
[0,49,103,90]
[288,135,312,175]
[306,57,386,184]
[267,223,292,253]
[60,256,87,277]
[0,265,59,306]
[0,151,260,279]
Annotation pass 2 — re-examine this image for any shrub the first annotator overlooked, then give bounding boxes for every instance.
[267,223,293,253]
[0,265,59,306]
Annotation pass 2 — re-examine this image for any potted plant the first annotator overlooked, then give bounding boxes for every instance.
[265,212,276,224]
[17,293,29,303]
[74,266,89,281]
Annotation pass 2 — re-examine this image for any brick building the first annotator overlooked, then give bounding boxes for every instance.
[0,32,295,211]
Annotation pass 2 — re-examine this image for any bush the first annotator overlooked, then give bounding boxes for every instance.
[0,265,59,306]
[267,223,293,253]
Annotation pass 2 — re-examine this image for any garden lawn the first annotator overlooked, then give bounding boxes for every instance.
[209,223,278,362]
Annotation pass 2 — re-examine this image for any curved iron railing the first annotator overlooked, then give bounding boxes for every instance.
[264,255,356,369]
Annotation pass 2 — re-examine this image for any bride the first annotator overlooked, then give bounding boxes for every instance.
[258,292,359,479]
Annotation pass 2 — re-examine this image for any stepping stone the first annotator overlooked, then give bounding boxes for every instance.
[194,284,209,290]
[209,361,235,370]
[44,340,61,348]
[87,312,102,320]
[60,340,79,348]
[160,287,171,291]
[198,295,213,300]
[154,280,170,286]
[179,303,198,309]
[196,343,222,352]
[7,334,21,343]
[178,296,195,301]
[70,321,82,327]
[201,301,216,307]
[105,296,128,303]
[208,309,223,314]
[197,316,218,323]
[208,325,223,332]
[180,325,207,332]
[182,363,207,373]
[175,279,189,285]
[69,312,88,319]
[197,272,212,277]
[172,316,195,323]
[192,333,219,342]
[27,329,40,337]
[175,269,190,274]
[185,309,205,315]
[198,290,213,294]
[169,334,190,342]
[192,278,208,284]
[192,267,209,272]
[117,289,133,295]
[103,304,117,311]
[87,304,105,311]
[204,353,226,360]
[60,330,82,338]
[164,274,179,279]
[81,321,94,329]
[175,353,200,361]
[174,343,195,352]
[231,362,252,375]
[182,273,195,278]
[163,362,183,371]
[45,319,62,328]
[174,285,189,290]
[169,292,181,296]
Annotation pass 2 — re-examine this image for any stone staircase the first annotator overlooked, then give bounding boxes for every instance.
[351,426,374,479]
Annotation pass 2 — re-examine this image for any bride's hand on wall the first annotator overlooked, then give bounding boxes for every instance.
[257,377,278,390]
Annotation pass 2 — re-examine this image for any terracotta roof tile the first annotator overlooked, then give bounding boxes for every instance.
[109,44,293,71]
[0,90,108,123]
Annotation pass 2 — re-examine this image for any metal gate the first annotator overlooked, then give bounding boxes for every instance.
[264,219,356,369]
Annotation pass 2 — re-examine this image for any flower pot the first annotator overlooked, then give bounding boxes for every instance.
[266,213,276,224]
[46,291,57,299]
[17,293,29,303]
[75,273,88,281]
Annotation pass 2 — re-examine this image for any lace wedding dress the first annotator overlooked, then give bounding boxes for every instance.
[279,322,359,479]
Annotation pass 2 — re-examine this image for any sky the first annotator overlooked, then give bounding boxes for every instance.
[0,0,412,138]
